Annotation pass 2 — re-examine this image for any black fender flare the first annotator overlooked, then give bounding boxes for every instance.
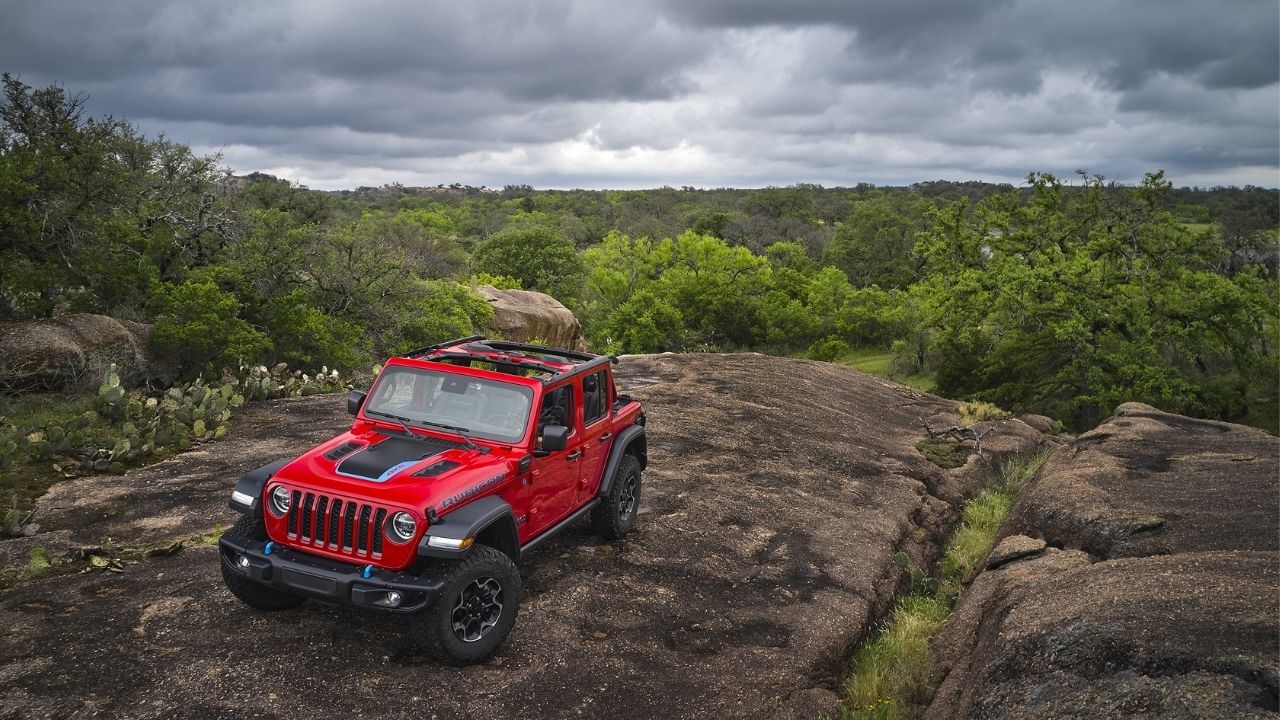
[418,494,519,561]
[228,457,292,516]
[597,424,646,499]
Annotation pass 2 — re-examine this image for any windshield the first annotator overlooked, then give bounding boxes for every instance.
[364,365,533,443]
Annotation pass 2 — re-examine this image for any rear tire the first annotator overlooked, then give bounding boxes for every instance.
[410,545,520,666]
[220,514,306,611]
[592,453,642,539]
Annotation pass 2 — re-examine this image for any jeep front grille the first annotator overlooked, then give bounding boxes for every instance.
[286,490,392,559]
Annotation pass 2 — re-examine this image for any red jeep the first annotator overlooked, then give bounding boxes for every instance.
[218,337,647,664]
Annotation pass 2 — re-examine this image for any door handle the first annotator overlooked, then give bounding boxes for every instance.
[566,450,582,461]
[598,432,613,443]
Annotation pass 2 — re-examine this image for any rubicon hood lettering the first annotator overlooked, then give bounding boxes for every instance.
[439,472,506,509]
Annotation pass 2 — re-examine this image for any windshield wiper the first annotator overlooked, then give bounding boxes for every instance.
[415,419,482,452]
[366,410,481,452]
[366,410,422,438]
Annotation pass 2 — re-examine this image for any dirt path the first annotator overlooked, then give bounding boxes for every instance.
[0,353,1046,720]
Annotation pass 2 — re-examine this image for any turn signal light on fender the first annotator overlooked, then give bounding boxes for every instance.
[425,536,474,551]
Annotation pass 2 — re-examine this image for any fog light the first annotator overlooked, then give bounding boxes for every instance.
[385,591,402,607]
[237,554,250,569]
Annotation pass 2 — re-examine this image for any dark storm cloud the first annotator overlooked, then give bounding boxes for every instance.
[0,0,1274,188]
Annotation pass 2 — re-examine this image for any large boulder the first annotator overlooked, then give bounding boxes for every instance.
[926,403,1280,719]
[0,313,169,392]
[476,285,588,351]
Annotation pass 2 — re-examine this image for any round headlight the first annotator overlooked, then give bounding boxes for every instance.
[389,511,417,542]
[269,486,291,516]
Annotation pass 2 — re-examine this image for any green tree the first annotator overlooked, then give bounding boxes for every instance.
[823,194,929,289]
[917,172,1278,429]
[0,74,235,319]
[471,224,584,303]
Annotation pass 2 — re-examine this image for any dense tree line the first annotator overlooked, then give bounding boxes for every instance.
[2,76,1276,431]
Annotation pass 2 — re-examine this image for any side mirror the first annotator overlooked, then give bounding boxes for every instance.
[347,390,367,416]
[539,424,570,452]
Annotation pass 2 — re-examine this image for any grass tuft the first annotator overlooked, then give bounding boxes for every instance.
[842,595,951,719]
[840,452,1048,719]
[957,400,1012,424]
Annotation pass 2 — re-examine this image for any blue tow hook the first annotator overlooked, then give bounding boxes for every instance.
[264,542,274,556]
[362,565,374,579]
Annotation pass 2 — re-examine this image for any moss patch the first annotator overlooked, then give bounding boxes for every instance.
[915,438,970,469]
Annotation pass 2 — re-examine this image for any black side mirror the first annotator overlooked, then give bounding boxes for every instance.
[539,424,570,452]
[347,390,367,416]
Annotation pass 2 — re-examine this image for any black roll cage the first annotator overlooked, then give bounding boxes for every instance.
[403,335,616,385]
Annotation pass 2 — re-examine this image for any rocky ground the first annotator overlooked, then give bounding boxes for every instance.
[926,403,1279,720]
[0,353,1047,720]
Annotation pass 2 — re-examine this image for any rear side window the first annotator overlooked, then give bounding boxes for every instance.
[582,370,609,425]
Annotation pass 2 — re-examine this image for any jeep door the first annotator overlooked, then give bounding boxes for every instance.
[528,381,583,534]
[576,369,613,501]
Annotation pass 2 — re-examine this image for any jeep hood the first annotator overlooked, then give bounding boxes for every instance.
[270,430,518,513]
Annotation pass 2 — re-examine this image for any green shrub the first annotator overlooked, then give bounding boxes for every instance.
[472,273,522,290]
[148,281,272,376]
[263,290,369,369]
[807,336,851,362]
[471,225,584,303]
[383,280,495,355]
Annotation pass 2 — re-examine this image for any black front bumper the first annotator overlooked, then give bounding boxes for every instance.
[219,531,444,613]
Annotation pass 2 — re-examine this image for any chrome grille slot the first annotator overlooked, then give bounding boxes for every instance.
[357,505,371,554]
[314,497,329,544]
[300,493,315,540]
[342,503,357,549]
[372,509,387,555]
[327,499,343,547]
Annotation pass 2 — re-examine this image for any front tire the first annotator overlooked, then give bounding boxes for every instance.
[410,545,520,666]
[592,453,642,539]
[220,514,306,611]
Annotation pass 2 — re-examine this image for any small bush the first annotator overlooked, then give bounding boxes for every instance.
[808,336,851,362]
[148,281,272,376]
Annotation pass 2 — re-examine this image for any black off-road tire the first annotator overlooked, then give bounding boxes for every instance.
[220,514,306,611]
[592,453,642,539]
[410,544,520,666]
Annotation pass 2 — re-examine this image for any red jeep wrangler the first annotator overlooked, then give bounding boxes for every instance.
[219,336,647,664]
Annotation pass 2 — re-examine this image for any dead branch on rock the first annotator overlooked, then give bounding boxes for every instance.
[921,419,995,468]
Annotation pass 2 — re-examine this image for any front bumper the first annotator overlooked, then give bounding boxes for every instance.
[219,530,444,613]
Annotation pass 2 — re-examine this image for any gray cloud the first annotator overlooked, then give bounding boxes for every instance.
[0,0,1274,188]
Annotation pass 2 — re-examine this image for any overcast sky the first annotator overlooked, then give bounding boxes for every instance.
[2,0,1277,189]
